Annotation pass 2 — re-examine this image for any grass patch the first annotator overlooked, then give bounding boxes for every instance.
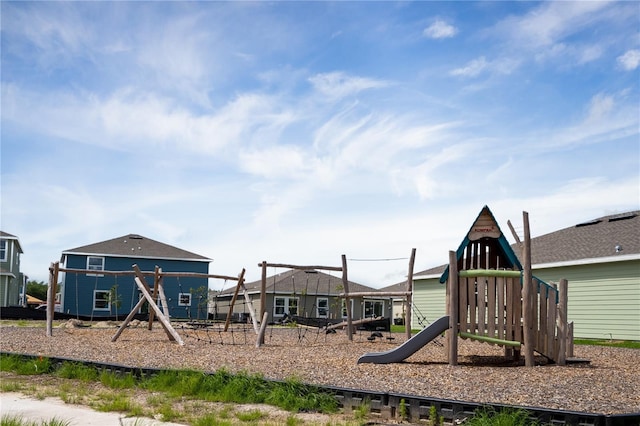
[0,355,52,375]
[574,339,640,349]
[235,409,265,422]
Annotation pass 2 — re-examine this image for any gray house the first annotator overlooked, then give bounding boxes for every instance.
[0,231,26,307]
[413,210,640,341]
[60,234,212,320]
[213,269,391,326]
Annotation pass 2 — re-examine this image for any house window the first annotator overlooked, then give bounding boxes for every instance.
[364,300,384,318]
[178,293,192,306]
[93,290,110,311]
[274,296,298,317]
[0,240,6,262]
[316,297,329,318]
[86,256,105,276]
[341,299,354,318]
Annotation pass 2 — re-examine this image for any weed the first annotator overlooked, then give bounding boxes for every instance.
[352,399,370,423]
[428,405,442,426]
[399,398,408,422]
[465,408,537,426]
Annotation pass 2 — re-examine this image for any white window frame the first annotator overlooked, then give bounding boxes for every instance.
[273,296,299,317]
[364,300,385,318]
[0,240,7,262]
[341,299,355,319]
[93,290,110,311]
[178,292,192,307]
[316,297,329,318]
[86,256,105,277]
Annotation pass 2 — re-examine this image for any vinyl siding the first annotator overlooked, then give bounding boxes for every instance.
[533,260,640,341]
[412,277,446,329]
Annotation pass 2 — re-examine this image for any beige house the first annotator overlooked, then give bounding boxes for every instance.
[212,269,391,328]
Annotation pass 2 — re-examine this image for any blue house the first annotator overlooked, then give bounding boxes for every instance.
[0,231,26,307]
[60,234,212,320]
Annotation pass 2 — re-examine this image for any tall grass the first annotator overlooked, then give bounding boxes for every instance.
[464,408,537,426]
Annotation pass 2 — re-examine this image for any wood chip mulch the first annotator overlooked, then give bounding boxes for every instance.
[1,322,638,416]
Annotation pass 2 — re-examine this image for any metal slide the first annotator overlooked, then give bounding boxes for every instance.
[357,315,450,364]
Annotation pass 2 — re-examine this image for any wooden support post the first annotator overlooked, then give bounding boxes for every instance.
[259,261,267,345]
[405,248,416,340]
[448,250,458,366]
[237,269,259,333]
[224,274,243,332]
[557,278,568,366]
[522,211,535,367]
[46,262,58,337]
[341,255,353,341]
[113,267,184,345]
[148,266,161,330]
[256,311,269,348]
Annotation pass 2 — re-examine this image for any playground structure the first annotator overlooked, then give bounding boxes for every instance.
[446,207,573,366]
[360,206,574,366]
[43,253,417,348]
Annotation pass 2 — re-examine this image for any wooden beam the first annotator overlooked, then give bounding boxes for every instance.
[341,255,353,341]
[337,291,411,297]
[257,262,343,272]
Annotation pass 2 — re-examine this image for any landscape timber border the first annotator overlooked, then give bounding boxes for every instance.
[2,353,638,426]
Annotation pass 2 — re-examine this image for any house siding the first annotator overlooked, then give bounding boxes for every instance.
[62,254,209,320]
[412,278,446,329]
[533,260,640,341]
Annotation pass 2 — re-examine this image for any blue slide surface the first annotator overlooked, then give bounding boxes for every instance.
[357,315,450,364]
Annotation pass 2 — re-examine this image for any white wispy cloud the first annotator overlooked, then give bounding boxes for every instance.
[423,19,458,39]
[450,57,488,77]
[308,72,391,100]
[617,49,640,71]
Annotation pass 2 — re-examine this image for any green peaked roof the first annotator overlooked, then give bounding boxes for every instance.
[439,205,522,283]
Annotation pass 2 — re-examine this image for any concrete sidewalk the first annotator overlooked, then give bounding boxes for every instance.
[1,393,187,426]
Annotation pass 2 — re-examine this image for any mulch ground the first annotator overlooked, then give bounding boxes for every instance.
[1,321,639,416]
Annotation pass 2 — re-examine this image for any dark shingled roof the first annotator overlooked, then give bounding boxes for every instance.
[62,234,211,262]
[222,268,376,296]
[529,211,639,265]
[415,210,640,277]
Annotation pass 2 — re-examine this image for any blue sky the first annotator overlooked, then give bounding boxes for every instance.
[2,1,639,288]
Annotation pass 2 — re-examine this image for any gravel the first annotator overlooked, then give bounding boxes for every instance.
[1,321,639,416]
